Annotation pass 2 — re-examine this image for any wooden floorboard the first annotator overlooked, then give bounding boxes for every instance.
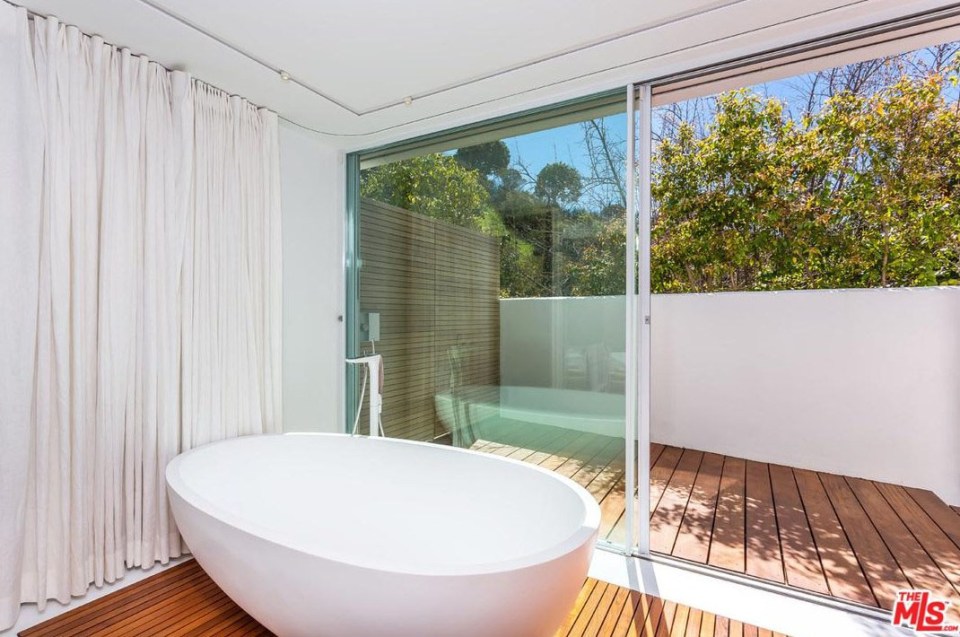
[875,483,960,596]
[553,578,787,637]
[846,477,960,625]
[708,456,747,574]
[21,563,784,637]
[19,562,238,637]
[469,422,960,614]
[907,487,960,552]
[673,452,723,564]
[792,469,876,607]
[651,449,702,554]
[744,460,784,584]
[768,464,829,595]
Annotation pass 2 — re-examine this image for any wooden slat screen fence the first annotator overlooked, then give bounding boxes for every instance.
[358,198,500,442]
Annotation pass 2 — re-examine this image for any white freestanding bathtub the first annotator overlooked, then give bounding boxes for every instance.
[166,433,599,637]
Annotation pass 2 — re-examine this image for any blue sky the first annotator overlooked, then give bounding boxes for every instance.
[502,112,627,181]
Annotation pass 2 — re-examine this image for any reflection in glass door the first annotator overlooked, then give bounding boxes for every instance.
[351,97,631,549]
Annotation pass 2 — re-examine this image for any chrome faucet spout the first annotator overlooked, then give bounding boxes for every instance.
[346,354,383,437]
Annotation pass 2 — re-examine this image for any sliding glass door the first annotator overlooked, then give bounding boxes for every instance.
[349,96,633,550]
[346,11,960,619]
[643,32,960,615]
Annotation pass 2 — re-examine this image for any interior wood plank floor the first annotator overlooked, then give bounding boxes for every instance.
[19,561,785,637]
[470,419,960,619]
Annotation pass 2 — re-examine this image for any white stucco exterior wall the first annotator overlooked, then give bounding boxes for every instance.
[500,287,960,504]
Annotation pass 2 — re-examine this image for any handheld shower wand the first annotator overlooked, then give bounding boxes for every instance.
[346,354,383,437]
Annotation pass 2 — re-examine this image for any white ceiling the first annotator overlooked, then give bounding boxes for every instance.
[13,0,957,149]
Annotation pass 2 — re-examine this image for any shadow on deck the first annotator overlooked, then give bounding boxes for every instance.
[470,419,960,622]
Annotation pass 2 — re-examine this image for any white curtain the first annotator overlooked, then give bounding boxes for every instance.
[0,3,44,631]
[0,7,282,631]
[183,84,283,448]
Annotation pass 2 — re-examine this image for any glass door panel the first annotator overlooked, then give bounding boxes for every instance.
[353,106,629,548]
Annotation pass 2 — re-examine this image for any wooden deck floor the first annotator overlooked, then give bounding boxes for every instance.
[20,560,786,637]
[470,420,960,620]
[559,578,787,637]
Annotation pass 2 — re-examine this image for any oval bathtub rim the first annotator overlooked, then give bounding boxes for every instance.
[165,432,602,578]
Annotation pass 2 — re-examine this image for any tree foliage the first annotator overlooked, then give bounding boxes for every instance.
[360,154,489,226]
[652,69,960,292]
[455,141,510,185]
[568,215,626,296]
[534,162,583,208]
[360,54,960,299]
[361,147,601,297]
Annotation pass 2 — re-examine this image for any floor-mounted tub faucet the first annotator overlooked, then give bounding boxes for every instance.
[346,354,383,437]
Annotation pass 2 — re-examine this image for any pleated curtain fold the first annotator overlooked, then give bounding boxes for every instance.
[0,6,282,631]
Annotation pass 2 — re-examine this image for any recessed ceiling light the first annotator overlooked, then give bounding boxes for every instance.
[403,96,413,106]
[279,70,291,82]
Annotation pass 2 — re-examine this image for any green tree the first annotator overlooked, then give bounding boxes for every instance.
[455,141,510,187]
[363,58,960,299]
[535,162,583,208]
[812,73,960,287]
[652,90,813,292]
[499,236,544,298]
[361,152,551,298]
[570,65,960,295]
[360,154,490,227]
[497,189,556,296]
[650,68,960,293]
[568,216,626,296]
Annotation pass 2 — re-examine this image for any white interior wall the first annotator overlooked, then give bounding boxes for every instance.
[279,121,344,433]
[499,288,960,504]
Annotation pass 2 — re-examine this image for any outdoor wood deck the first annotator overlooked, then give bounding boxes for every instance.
[19,560,786,637]
[470,421,960,620]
